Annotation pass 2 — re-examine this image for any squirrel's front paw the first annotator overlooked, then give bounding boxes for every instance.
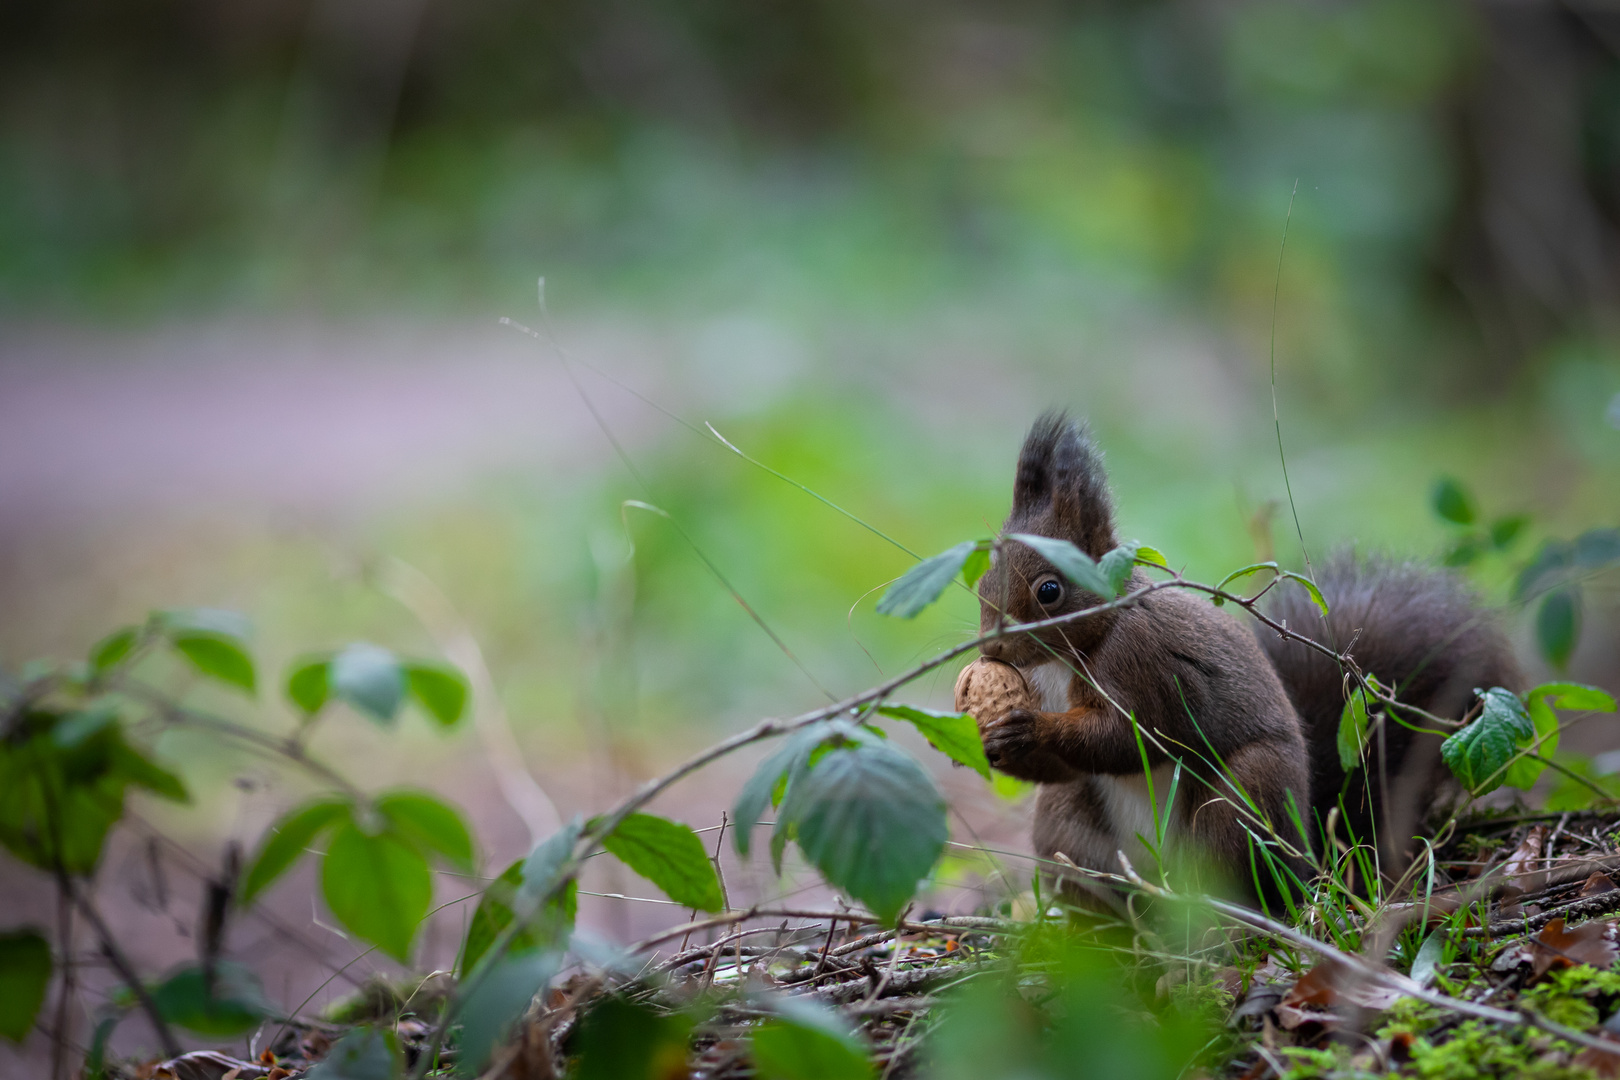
[982,709,1076,783]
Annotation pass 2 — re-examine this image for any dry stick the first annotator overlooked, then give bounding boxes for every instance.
[50,879,73,1080]
[1115,854,1620,1057]
[64,876,182,1059]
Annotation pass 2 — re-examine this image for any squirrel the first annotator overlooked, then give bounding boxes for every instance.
[959,411,1520,903]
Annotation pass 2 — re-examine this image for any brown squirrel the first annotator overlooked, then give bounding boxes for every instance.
[963,412,1519,901]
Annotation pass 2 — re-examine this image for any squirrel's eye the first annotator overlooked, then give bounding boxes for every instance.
[1036,579,1062,606]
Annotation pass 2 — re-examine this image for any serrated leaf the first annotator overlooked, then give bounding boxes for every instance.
[753,1000,873,1080]
[456,950,559,1077]
[1441,688,1534,795]
[149,961,272,1036]
[780,740,948,924]
[374,790,474,872]
[89,628,139,674]
[404,662,469,727]
[876,542,977,618]
[331,643,405,723]
[171,634,257,695]
[0,930,51,1042]
[321,821,431,962]
[1536,589,1580,671]
[733,721,838,858]
[1007,534,1113,598]
[874,704,990,779]
[598,813,723,912]
[305,1026,401,1080]
[240,798,352,905]
[285,657,332,714]
[1432,477,1476,525]
[960,544,991,589]
[1338,681,1372,773]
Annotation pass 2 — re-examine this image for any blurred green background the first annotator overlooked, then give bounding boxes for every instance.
[2,0,1620,987]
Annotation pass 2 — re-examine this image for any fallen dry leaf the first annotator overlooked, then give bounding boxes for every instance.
[1583,872,1619,897]
[1273,960,1403,1029]
[1503,826,1550,891]
[1576,1043,1620,1079]
[1530,917,1619,979]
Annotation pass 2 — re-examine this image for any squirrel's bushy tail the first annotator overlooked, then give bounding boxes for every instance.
[1256,554,1521,873]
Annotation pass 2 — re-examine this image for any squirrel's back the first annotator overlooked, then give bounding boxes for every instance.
[1256,554,1521,863]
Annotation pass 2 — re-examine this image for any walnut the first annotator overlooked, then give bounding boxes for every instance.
[954,657,1037,730]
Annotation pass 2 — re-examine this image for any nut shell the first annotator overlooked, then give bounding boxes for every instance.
[954,658,1037,730]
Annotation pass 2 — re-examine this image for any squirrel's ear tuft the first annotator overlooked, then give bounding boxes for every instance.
[1011,411,1117,556]
[1011,409,1071,514]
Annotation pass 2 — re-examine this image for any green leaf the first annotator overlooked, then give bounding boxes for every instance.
[780,740,948,924]
[1516,541,1574,600]
[1097,541,1140,596]
[149,962,272,1037]
[1442,537,1483,568]
[1284,572,1330,616]
[404,662,469,727]
[1490,515,1530,551]
[1506,683,1618,791]
[1536,589,1580,671]
[874,704,990,780]
[1575,528,1620,567]
[517,816,584,909]
[960,544,991,590]
[1528,682,1618,714]
[285,657,332,714]
[171,634,257,695]
[321,821,432,962]
[1432,477,1477,525]
[1410,929,1446,988]
[1440,688,1534,795]
[598,813,723,912]
[733,721,838,858]
[239,798,352,905]
[0,930,51,1042]
[331,644,405,723]
[1007,534,1113,598]
[752,1001,873,1080]
[374,790,474,872]
[456,950,559,1077]
[460,861,578,977]
[108,741,189,803]
[89,628,139,674]
[156,607,251,640]
[1545,755,1620,812]
[1135,546,1170,569]
[306,1026,402,1080]
[1212,562,1277,597]
[1337,680,1373,773]
[876,542,976,618]
[573,997,694,1080]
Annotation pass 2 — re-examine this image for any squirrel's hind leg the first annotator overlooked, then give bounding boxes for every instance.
[1184,740,1312,908]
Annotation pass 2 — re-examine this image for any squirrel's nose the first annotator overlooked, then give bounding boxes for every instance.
[980,638,1007,662]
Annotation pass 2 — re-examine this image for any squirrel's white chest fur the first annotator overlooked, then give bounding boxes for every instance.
[1021,660,1180,851]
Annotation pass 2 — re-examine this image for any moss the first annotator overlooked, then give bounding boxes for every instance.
[1376,996,1448,1039]
[1406,1020,1590,1079]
